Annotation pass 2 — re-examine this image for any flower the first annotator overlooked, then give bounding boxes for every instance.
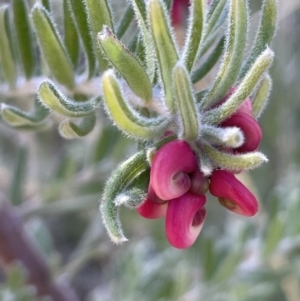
[171,0,190,26]
[209,170,258,216]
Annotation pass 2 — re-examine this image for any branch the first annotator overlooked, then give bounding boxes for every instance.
[0,196,80,301]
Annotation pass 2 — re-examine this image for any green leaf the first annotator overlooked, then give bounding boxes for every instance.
[1,99,50,127]
[131,0,156,82]
[201,124,244,148]
[182,0,205,72]
[0,5,16,87]
[203,144,268,171]
[204,0,227,38]
[239,0,278,79]
[69,0,96,79]
[38,80,99,117]
[12,0,35,79]
[252,74,272,118]
[173,63,199,141]
[59,113,96,139]
[41,0,51,11]
[63,0,80,68]
[31,4,74,88]
[100,151,149,243]
[115,169,150,208]
[116,5,134,39]
[98,26,153,102]
[148,0,179,113]
[192,37,224,83]
[102,70,168,139]
[202,0,248,108]
[202,48,274,124]
[10,146,27,206]
[85,0,114,73]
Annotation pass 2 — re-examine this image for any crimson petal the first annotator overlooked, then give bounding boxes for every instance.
[209,170,258,216]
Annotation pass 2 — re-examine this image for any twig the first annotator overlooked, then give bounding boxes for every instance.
[0,196,80,301]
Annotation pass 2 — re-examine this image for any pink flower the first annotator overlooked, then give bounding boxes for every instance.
[221,112,262,153]
[166,192,206,249]
[171,0,190,26]
[209,170,258,216]
[137,198,167,219]
[150,140,197,200]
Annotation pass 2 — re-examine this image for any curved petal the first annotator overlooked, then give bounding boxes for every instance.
[150,140,197,200]
[221,112,262,152]
[137,199,167,219]
[209,170,258,216]
[166,192,206,249]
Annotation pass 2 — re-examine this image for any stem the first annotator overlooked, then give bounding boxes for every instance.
[0,197,79,301]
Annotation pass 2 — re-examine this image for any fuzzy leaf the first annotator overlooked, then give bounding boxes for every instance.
[239,0,278,79]
[1,99,50,127]
[38,80,99,117]
[173,63,199,140]
[102,70,168,139]
[12,0,35,79]
[31,4,74,88]
[201,125,244,148]
[203,48,274,125]
[63,0,80,68]
[100,151,148,243]
[98,26,153,102]
[59,114,96,139]
[148,0,179,113]
[85,0,113,72]
[131,0,156,81]
[183,0,205,72]
[115,169,150,208]
[204,0,227,38]
[69,0,96,78]
[0,6,16,87]
[202,0,248,108]
[192,37,224,83]
[203,144,268,171]
[252,74,272,118]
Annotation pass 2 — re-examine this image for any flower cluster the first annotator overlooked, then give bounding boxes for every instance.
[137,95,262,249]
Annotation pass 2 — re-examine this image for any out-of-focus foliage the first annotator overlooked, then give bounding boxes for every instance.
[0,0,299,300]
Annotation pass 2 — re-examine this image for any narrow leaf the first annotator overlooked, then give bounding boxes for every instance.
[148,0,179,113]
[203,48,274,125]
[203,144,268,171]
[98,26,153,102]
[116,5,134,39]
[183,0,205,71]
[12,0,35,79]
[31,4,74,88]
[63,0,80,68]
[102,70,168,139]
[252,74,272,118]
[1,99,49,127]
[131,0,156,81]
[239,0,278,79]
[59,114,96,139]
[85,0,113,72]
[204,0,227,38]
[192,37,224,83]
[38,80,99,117]
[100,151,148,243]
[69,0,96,78]
[173,63,199,140]
[202,0,248,108]
[115,169,150,208]
[0,6,16,87]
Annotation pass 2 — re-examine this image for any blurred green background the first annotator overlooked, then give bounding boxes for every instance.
[0,0,300,300]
